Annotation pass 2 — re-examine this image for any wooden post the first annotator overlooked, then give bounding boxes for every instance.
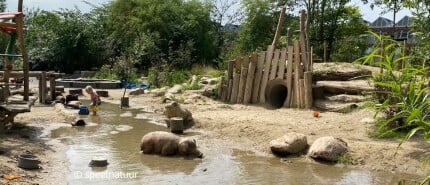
[259,45,275,103]
[230,72,240,103]
[40,72,46,104]
[252,51,266,103]
[304,71,313,109]
[270,49,280,80]
[299,79,305,108]
[277,47,287,79]
[244,54,257,104]
[237,57,249,104]
[225,60,235,101]
[272,6,286,46]
[50,77,56,101]
[218,76,224,100]
[226,79,233,101]
[121,97,129,107]
[294,41,301,108]
[284,46,294,108]
[299,10,309,72]
[170,117,184,134]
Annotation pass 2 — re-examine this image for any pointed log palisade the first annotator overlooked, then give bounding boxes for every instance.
[218,9,313,109]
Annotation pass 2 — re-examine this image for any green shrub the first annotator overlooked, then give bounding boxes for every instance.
[356,31,430,143]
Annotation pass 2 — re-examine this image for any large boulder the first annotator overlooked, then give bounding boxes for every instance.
[307,136,348,162]
[270,133,307,155]
[163,101,193,128]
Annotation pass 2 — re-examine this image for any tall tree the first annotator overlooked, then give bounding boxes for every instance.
[206,0,243,62]
[106,0,216,68]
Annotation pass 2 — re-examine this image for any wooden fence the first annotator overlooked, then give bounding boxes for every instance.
[218,39,313,108]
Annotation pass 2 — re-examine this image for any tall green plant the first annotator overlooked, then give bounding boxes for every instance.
[356,31,430,142]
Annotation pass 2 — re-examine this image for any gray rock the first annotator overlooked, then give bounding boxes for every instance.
[168,84,183,94]
[270,133,308,155]
[129,88,145,95]
[308,136,348,162]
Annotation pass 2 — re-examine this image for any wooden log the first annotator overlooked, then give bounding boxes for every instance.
[221,78,228,101]
[289,76,296,108]
[299,79,305,108]
[259,45,275,103]
[284,46,294,108]
[226,79,233,101]
[272,6,286,46]
[310,47,313,72]
[218,76,224,99]
[304,71,313,109]
[252,51,266,103]
[269,49,280,80]
[277,47,287,79]
[40,72,46,104]
[121,97,129,107]
[97,90,109,97]
[226,60,235,101]
[294,41,301,108]
[299,10,309,72]
[230,72,240,103]
[227,60,234,80]
[237,56,249,103]
[170,117,184,134]
[69,89,83,95]
[244,54,257,104]
[50,77,56,101]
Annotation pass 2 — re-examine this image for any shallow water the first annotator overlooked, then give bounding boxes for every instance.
[51,102,421,185]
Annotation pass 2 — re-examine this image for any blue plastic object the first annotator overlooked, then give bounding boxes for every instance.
[78,106,89,115]
[140,84,150,90]
[126,83,136,89]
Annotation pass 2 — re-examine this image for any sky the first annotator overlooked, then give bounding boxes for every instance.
[6,0,412,23]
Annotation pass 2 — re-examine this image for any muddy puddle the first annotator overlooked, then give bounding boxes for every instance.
[50,102,420,185]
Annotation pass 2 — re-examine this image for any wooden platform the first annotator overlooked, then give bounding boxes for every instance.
[0,98,35,133]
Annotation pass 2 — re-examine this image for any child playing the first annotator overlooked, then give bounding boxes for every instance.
[84,85,101,115]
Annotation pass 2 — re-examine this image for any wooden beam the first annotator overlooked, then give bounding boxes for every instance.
[218,76,224,100]
[304,71,313,109]
[252,51,265,103]
[277,47,287,79]
[237,56,249,104]
[244,54,257,104]
[299,10,309,72]
[294,41,301,108]
[259,45,275,104]
[284,46,294,108]
[269,49,280,81]
[50,77,56,101]
[272,6,286,46]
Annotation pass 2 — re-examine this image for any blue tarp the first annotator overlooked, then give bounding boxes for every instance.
[120,79,150,89]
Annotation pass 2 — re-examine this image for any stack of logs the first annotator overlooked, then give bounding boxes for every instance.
[217,10,313,109]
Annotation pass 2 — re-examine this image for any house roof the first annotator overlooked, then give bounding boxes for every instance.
[370,17,394,27]
[395,16,412,27]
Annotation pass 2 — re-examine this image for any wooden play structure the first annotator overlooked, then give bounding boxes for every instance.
[0,1,66,132]
[218,10,313,109]
[0,0,31,132]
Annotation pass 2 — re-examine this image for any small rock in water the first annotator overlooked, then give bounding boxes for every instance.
[120,112,133,117]
[115,125,133,132]
[110,131,120,135]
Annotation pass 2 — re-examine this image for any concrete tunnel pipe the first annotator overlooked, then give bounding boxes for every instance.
[264,79,289,109]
